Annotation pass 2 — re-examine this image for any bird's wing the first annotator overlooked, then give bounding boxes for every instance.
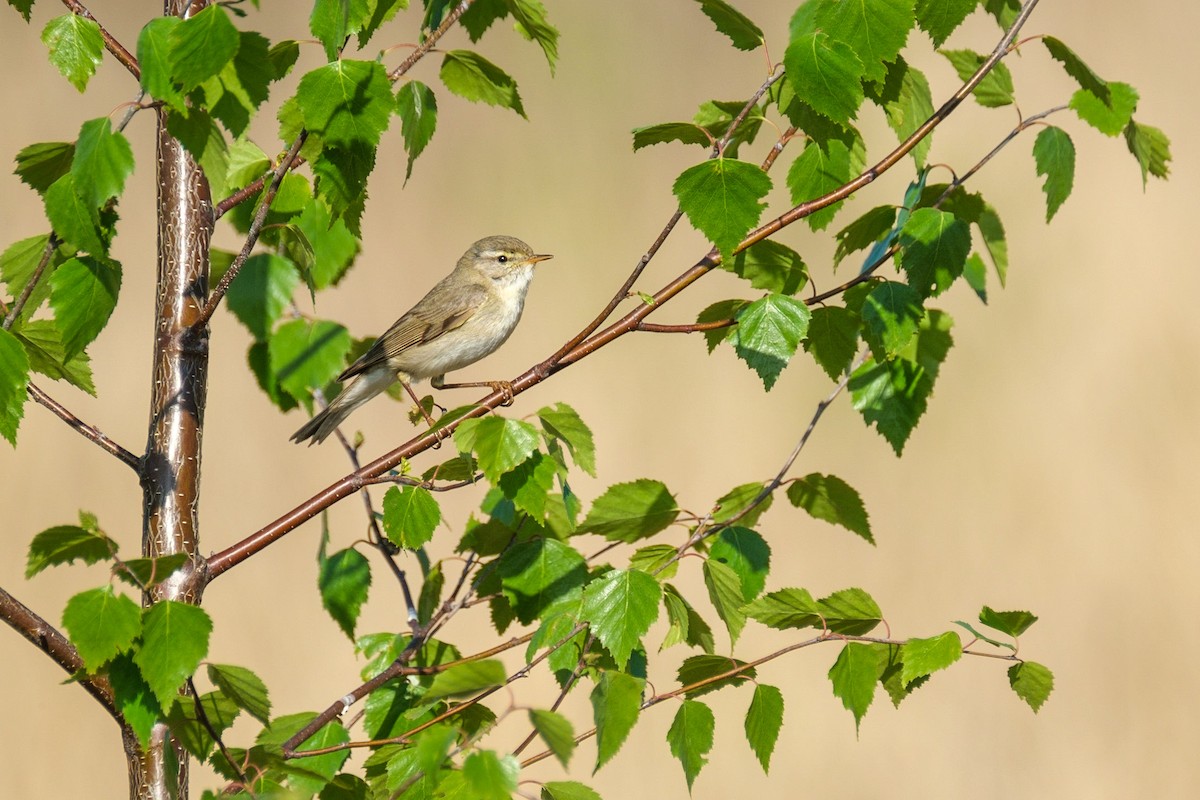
[337,280,488,381]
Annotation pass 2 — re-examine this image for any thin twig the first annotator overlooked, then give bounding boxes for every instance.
[2,235,58,330]
[28,383,142,470]
[187,677,258,799]
[388,0,478,81]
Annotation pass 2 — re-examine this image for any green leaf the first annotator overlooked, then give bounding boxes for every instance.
[702,558,748,644]
[439,50,526,117]
[1033,126,1075,222]
[293,199,359,290]
[313,142,376,234]
[170,4,240,91]
[1042,36,1109,101]
[940,49,1013,107]
[783,31,865,125]
[869,57,935,169]
[204,31,275,138]
[61,587,141,671]
[167,690,241,760]
[977,202,1008,287]
[530,709,575,767]
[225,254,300,342]
[785,137,858,231]
[72,117,135,209]
[257,713,350,795]
[510,0,560,74]
[898,207,971,297]
[309,0,372,59]
[0,328,31,446]
[860,281,923,360]
[297,60,393,146]
[109,653,163,748]
[48,256,121,360]
[631,122,711,151]
[729,293,810,390]
[26,515,115,577]
[537,402,597,477]
[319,546,371,640]
[137,16,184,108]
[690,0,764,50]
[676,654,753,698]
[395,80,438,181]
[899,631,962,686]
[208,663,271,725]
[542,781,603,800]
[499,451,557,519]
[828,642,878,732]
[577,479,679,543]
[1124,120,1172,186]
[979,606,1038,637]
[1008,661,1054,712]
[673,157,771,263]
[134,600,214,709]
[8,0,33,22]
[41,14,104,92]
[14,141,75,195]
[462,750,519,800]
[498,538,587,624]
[725,239,808,295]
[453,416,540,483]
[743,587,821,630]
[833,205,896,268]
[268,318,352,403]
[1070,81,1138,138]
[819,587,882,635]
[381,485,441,550]
[667,699,715,790]
[787,473,873,544]
[631,543,678,580]
[43,174,105,255]
[744,683,783,773]
[424,658,506,702]
[915,0,975,48]
[709,527,770,601]
[962,252,988,303]
[661,583,715,653]
[590,670,644,770]
[113,553,189,589]
[795,0,914,84]
[581,569,662,670]
[10,318,95,395]
[711,481,773,529]
[803,306,860,380]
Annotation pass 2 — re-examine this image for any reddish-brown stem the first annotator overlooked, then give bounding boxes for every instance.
[388,0,477,81]
[28,383,142,470]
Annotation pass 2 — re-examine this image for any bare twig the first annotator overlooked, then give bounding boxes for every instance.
[28,383,142,470]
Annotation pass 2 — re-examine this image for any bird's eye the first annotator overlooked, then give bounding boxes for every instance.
[497,255,508,264]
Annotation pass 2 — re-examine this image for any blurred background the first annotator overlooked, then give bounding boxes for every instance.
[2,1,1197,797]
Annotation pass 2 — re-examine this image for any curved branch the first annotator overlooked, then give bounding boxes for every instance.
[28,383,141,470]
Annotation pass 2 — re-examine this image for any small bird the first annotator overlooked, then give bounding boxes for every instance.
[291,235,553,445]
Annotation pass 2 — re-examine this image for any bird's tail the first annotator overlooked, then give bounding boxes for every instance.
[290,368,394,445]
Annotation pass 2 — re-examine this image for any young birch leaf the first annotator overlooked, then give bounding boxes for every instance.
[257,713,350,795]
[787,473,873,544]
[673,158,770,264]
[9,0,33,21]
[709,527,770,601]
[0,329,30,446]
[71,118,135,209]
[861,281,923,360]
[803,306,860,380]
[979,606,1038,637]
[581,569,661,670]
[268,318,352,402]
[542,782,603,800]
[662,583,716,653]
[786,138,856,231]
[963,252,988,302]
[538,402,597,476]
[819,587,883,635]
[424,659,506,702]
[898,207,971,297]
[743,587,821,630]
[696,298,747,352]
[44,174,105,255]
[783,31,865,126]
[499,452,557,519]
[1125,120,1172,186]
[667,699,715,791]
[440,50,526,117]
[297,60,393,146]
[1070,81,1138,138]
[510,0,560,74]
[25,514,115,577]
[453,416,540,483]
[530,709,575,767]
[49,256,121,360]
[940,49,1014,107]
[113,554,189,589]
[170,4,241,91]
[134,600,214,709]
[381,485,441,549]
[702,558,747,644]
[225,253,300,342]
[732,294,810,389]
[396,80,438,180]
[309,0,372,60]
[1033,126,1075,221]
[977,202,1008,286]
[42,14,104,92]
[498,538,587,624]
[631,122,711,151]
[318,546,371,639]
[690,0,764,51]
[590,670,644,770]
[15,141,75,195]
[867,56,935,167]
[1008,661,1054,712]
[109,653,163,748]
[577,479,678,543]
[463,751,520,800]
[726,239,808,295]
[899,631,962,686]
[61,587,141,671]
[208,663,271,725]
[914,0,975,46]
[677,654,754,698]
[137,16,184,108]
[711,481,773,528]
[829,642,878,732]
[745,683,783,773]
[167,690,240,760]
[11,319,96,395]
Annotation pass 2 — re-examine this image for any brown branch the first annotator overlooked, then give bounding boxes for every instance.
[60,0,140,79]
[636,319,734,334]
[388,0,477,81]
[27,382,142,470]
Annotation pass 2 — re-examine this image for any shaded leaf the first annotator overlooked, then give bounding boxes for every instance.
[440,50,526,117]
[0,329,30,446]
[1033,126,1075,222]
[1008,661,1054,712]
[979,606,1038,637]
[396,80,438,180]
[730,293,810,390]
[667,700,715,790]
[803,306,860,380]
[49,256,121,359]
[577,479,678,543]
[703,558,747,644]
[170,4,240,91]
[318,546,371,640]
[530,709,575,767]
[424,659,506,702]
[590,670,644,770]
[208,663,271,725]
[690,0,764,50]
[673,158,771,263]
[940,49,1013,107]
[787,473,873,544]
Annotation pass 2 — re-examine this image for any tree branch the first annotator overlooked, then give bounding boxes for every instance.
[28,383,142,470]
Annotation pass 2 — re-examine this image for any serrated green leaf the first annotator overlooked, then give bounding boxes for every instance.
[868,56,934,167]
[860,281,923,360]
[676,654,753,698]
[673,157,771,263]
[729,293,810,390]
[711,481,773,528]
[309,0,372,60]
[318,546,371,640]
[537,402,596,477]
[0,328,30,446]
[113,553,189,589]
[899,631,962,686]
[61,586,141,671]
[1033,126,1075,222]
[499,451,557,519]
[726,239,808,295]
[170,4,240,91]
[744,683,783,773]
[497,538,587,624]
[439,50,526,117]
[582,569,661,670]
[590,670,644,771]
[940,49,1013,107]
[297,60,393,147]
[268,318,351,403]
[462,750,519,800]
[14,141,75,195]
[293,198,359,290]
[962,252,988,303]
[696,298,747,352]
[257,713,350,795]
[803,306,860,380]
[703,558,748,644]
[453,416,540,483]
[225,254,300,342]
[44,174,105,255]
[42,14,104,92]
[787,473,873,544]
[819,587,882,635]
[208,663,271,725]
[1070,81,1138,138]
[134,600,214,709]
[979,605,1038,637]
[109,653,163,749]
[630,544,678,580]
[511,0,559,74]
[743,587,821,630]
[1124,120,1171,187]
[1042,36,1109,102]
[8,0,33,22]
[786,137,857,231]
[137,16,184,108]
[829,642,878,732]
[951,619,1013,650]
[661,583,715,653]
[709,527,770,601]
[167,690,241,760]
[667,699,715,790]
[577,479,679,543]
[541,781,603,800]
[10,318,95,395]
[204,31,275,138]
[915,0,975,48]
[631,122,711,151]
[424,658,506,702]
[26,515,115,577]
[690,0,763,50]
[977,202,1008,286]
[530,709,575,767]
[794,0,915,84]
[783,31,865,125]
[381,485,441,550]
[396,80,438,180]
[48,256,121,360]
[1008,661,1054,712]
[72,117,134,209]
[899,207,971,297]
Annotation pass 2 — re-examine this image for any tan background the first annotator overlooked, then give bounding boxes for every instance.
[2,2,1197,797]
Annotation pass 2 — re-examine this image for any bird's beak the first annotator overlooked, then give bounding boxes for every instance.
[527,253,554,265]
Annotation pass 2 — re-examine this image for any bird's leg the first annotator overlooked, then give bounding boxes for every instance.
[401,380,446,441]
[432,375,515,406]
